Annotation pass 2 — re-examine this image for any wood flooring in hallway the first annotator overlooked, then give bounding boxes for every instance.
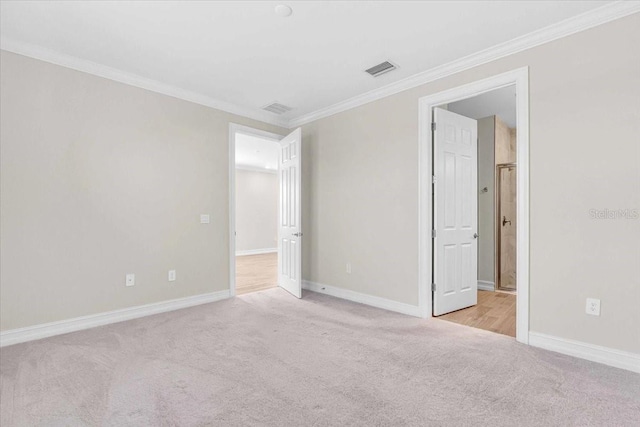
[437,290,516,337]
[236,252,278,295]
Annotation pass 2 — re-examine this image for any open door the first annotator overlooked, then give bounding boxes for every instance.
[277,128,302,298]
[433,108,478,316]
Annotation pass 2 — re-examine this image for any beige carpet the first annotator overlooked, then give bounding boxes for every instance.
[1,288,639,426]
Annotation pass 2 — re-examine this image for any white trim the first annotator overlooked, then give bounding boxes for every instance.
[0,39,288,128]
[232,124,285,142]
[529,332,640,374]
[418,67,530,344]
[0,290,230,348]
[3,3,636,130]
[477,281,495,292]
[229,124,284,297]
[302,280,422,318]
[236,248,277,256]
[288,2,640,127]
[235,165,278,174]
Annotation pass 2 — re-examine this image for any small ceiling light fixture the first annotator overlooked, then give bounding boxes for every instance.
[275,4,293,17]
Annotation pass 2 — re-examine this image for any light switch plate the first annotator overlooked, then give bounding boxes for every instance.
[200,214,210,224]
[168,270,176,282]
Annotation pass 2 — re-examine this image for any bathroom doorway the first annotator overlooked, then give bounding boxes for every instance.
[497,163,517,292]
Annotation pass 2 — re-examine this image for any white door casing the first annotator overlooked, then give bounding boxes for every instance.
[433,108,478,316]
[278,128,302,298]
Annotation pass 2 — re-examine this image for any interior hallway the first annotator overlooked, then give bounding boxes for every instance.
[236,252,278,295]
[437,290,516,337]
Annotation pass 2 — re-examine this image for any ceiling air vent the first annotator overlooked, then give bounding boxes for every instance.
[365,61,397,77]
[262,102,293,115]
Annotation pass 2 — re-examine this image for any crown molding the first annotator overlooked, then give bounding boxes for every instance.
[287,1,640,127]
[2,2,638,130]
[0,38,289,128]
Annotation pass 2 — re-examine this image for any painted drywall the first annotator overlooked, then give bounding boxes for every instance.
[235,169,278,253]
[301,14,640,354]
[0,51,286,331]
[477,116,495,284]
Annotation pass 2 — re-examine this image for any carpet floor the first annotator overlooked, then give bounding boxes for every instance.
[1,288,639,426]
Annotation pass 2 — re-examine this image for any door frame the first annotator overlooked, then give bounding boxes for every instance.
[228,123,284,296]
[418,67,530,344]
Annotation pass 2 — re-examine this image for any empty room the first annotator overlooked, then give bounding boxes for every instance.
[1,1,639,426]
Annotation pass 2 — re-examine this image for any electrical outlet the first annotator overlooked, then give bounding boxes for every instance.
[586,298,600,316]
[125,273,135,287]
[200,214,210,224]
[168,270,176,282]
[346,263,352,274]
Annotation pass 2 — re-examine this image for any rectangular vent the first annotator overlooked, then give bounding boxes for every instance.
[365,61,397,77]
[263,102,293,115]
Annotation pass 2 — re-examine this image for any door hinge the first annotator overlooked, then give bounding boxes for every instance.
[431,122,436,132]
[432,175,437,184]
[431,283,436,292]
[431,229,437,238]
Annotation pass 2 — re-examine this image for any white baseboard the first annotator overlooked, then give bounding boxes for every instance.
[478,280,495,291]
[529,332,640,374]
[302,280,421,317]
[0,290,230,348]
[236,248,277,256]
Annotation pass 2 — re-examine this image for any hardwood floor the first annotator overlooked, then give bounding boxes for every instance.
[437,290,516,337]
[236,252,277,295]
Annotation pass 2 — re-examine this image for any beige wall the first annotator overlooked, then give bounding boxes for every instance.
[2,15,639,355]
[301,14,640,353]
[0,51,286,331]
[235,169,278,252]
[477,116,495,284]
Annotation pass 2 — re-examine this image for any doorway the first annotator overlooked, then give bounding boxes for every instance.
[433,89,517,336]
[418,68,530,344]
[234,130,280,295]
[229,124,303,299]
[497,163,517,292]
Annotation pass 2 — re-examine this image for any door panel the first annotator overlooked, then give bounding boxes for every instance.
[278,128,302,298]
[498,165,517,291]
[433,108,478,316]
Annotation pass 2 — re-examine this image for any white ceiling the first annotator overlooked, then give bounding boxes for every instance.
[236,133,279,171]
[0,1,619,126]
[448,85,517,127]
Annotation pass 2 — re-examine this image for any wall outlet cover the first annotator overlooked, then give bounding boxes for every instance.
[200,214,210,224]
[126,273,135,287]
[586,298,601,316]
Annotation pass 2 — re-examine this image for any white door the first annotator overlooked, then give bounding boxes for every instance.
[433,108,478,316]
[278,128,302,298]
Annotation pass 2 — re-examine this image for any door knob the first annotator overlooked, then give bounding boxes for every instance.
[292,232,303,237]
[502,216,512,227]
[473,233,479,239]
